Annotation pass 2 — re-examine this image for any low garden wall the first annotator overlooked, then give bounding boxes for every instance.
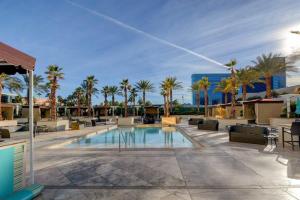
[172,115,204,120]
[207,117,249,130]
[161,117,177,126]
[37,120,69,132]
[0,120,17,127]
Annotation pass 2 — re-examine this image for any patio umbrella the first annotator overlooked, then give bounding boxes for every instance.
[0,42,36,184]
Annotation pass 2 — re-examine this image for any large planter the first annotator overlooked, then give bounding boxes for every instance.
[118,117,134,126]
[37,120,69,132]
[161,117,177,126]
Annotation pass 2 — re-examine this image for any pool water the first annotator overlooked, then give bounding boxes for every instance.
[66,127,194,148]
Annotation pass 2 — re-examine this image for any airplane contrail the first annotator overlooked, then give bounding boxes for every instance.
[65,0,227,68]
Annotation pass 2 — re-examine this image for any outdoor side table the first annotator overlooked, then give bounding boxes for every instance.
[265,127,279,146]
[265,134,278,146]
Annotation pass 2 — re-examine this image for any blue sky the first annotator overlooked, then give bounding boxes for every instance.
[1,0,300,104]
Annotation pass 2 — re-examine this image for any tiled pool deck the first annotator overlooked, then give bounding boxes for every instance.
[25,123,300,199]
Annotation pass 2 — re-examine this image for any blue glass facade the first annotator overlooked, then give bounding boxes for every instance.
[192,71,286,105]
[246,71,286,93]
[191,74,231,105]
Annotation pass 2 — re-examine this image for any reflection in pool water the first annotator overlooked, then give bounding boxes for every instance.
[66,127,193,148]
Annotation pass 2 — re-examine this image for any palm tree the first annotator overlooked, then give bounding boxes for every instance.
[199,77,210,117]
[120,79,131,117]
[22,74,48,104]
[160,79,172,117]
[165,77,182,113]
[252,53,297,98]
[160,89,167,116]
[135,80,154,107]
[82,76,99,117]
[129,88,138,116]
[73,87,84,116]
[101,86,110,116]
[108,86,120,106]
[65,94,76,106]
[225,59,237,118]
[191,81,201,112]
[236,67,260,101]
[57,96,65,106]
[214,79,230,104]
[45,65,64,121]
[0,74,24,120]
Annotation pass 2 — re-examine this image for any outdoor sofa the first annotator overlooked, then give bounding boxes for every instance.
[198,120,219,131]
[188,118,204,125]
[228,124,269,145]
[143,115,155,124]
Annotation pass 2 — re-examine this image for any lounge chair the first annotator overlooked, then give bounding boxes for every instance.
[188,118,203,125]
[105,118,116,125]
[143,115,155,124]
[228,124,269,145]
[198,120,219,131]
[282,122,300,150]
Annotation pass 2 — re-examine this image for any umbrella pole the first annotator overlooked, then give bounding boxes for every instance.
[29,70,35,184]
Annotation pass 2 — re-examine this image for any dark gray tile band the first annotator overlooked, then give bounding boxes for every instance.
[44,185,300,190]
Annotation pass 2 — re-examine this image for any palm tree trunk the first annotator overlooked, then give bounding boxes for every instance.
[77,96,81,117]
[265,76,272,98]
[87,92,90,117]
[124,89,128,117]
[132,99,136,116]
[112,95,115,106]
[143,91,146,106]
[170,89,173,114]
[104,95,108,117]
[224,93,228,104]
[196,92,200,112]
[162,94,166,117]
[88,95,91,117]
[242,84,247,101]
[0,84,3,121]
[231,70,236,118]
[204,89,208,117]
[88,84,92,117]
[51,85,57,121]
[166,95,170,117]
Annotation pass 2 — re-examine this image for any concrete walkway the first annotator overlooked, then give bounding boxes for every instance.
[31,123,300,200]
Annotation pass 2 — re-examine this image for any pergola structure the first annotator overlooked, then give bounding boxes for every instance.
[0,42,35,184]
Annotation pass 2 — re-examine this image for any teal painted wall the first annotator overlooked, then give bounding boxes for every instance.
[0,147,14,198]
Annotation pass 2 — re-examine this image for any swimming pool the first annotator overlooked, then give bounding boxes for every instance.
[66,127,194,148]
